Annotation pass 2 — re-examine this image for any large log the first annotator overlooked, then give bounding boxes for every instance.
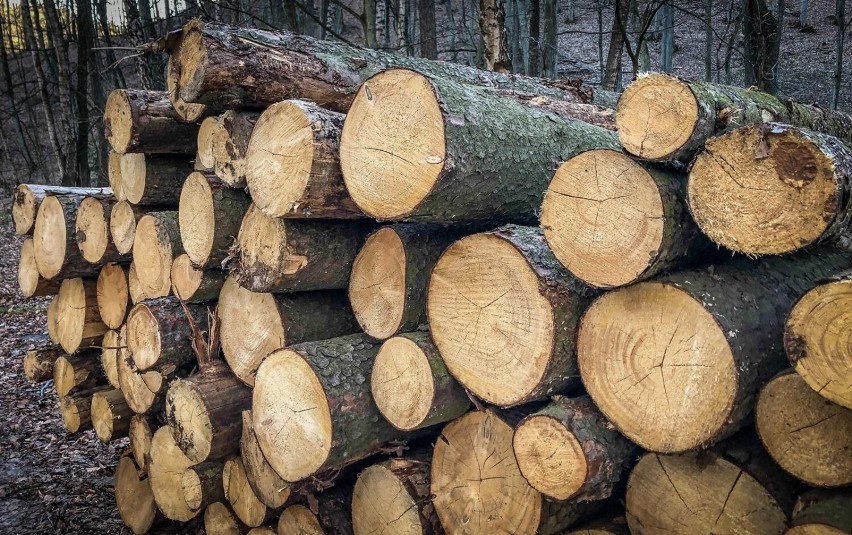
[96,263,129,329]
[350,225,459,339]
[115,453,165,535]
[372,332,470,431]
[540,149,710,288]
[120,153,195,206]
[245,100,362,219]
[688,124,852,255]
[239,411,291,510]
[53,351,105,396]
[75,196,127,265]
[427,226,595,407]
[132,211,182,298]
[785,272,852,408]
[171,254,226,303]
[210,110,259,187]
[23,346,63,384]
[18,238,60,298]
[217,276,359,385]
[432,410,601,535]
[617,72,852,163]
[126,297,207,373]
[252,334,418,482]
[12,184,109,236]
[53,278,108,354]
[34,195,109,279]
[577,248,852,453]
[234,204,373,293]
[223,457,276,528]
[787,490,852,535]
[339,69,619,223]
[104,89,199,154]
[756,371,852,487]
[513,395,635,502]
[178,171,248,268]
[91,387,132,442]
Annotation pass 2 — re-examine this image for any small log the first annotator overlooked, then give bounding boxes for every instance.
[117,336,168,414]
[578,248,852,453]
[339,69,618,223]
[53,278,108,354]
[22,346,63,383]
[166,50,209,122]
[132,211,182,298]
[788,490,852,535]
[115,453,166,535]
[563,515,629,535]
[350,225,460,339]
[96,263,129,329]
[127,262,146,304]
[218,276,358,385]
[372,332,470,431]
[129,414,155,471]
[224,457,276,528]
[432,410,602,534]
[121,152,195,205]
[211,110,259,187]
[12,184,109,236]
[245,100,362,219]
[75,196,128,265]
[91,387,133,442]
[182,461,227,512]
[253,334,419,482]
[59,385,110,433]
[428,225,595,407]
[513,395,635,501]
[234,204,373,293]
[126,297,207,373]
[18,238,60,298]
[171,254,226,302]
[205,502,249,535]
[756,371,852,487]
[100,329,123,389]
[197,116,220,170]
[277,505,324,535]
[786,272,852,409]
[104,89,199,154]
[109,201,144,255]
[53,351,105,396]
[108,150,126,201]
[148,426,206,521]
[178,171,249,268]
[34,194,109,279]
[239,411,292,510]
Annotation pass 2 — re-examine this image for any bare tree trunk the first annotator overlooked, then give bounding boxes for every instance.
[742,0,780,93]
[528,0,540,75]
[597,0,605,82]
[0,6,35,169]
[376,0,386,46]
[95,0,125,88]
[420,0,438,58]
[660,3,674,72]
[75,0,94,186]
[43,0,75,183]
[631,0,650,72]
[397,0,410,53]
[444,0,459,61]
[799,0,809,27]
[364,0,377,47]
[832,0,846,109]
[269,0,284,28]
[480,0,512,71]
[542,0,557,78]
[603,0,630,90]
[137,0,165,87]
[705,0,713,79]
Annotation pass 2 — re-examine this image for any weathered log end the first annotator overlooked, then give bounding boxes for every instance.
[132,213,180,299]
[97,263,129,330]
[349,226,407,339]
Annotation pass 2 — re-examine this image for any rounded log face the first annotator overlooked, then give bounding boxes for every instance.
[132,215,176,298]
[149,427,201,521]
[101,330,122,388]
[110,201,137,255]
[115,455,158,535]
[239,411,291,509]
[108,150,126,201]
[105,89,134,154]
[432,411,542,534]
[688,126,841,255]
[427,234,555,406]
[127,263,145,304]
[352,463,428,535]
[117,336,161,414]
[75,197,111,264]
[786,279,852,409]
[171,254,207,300]
[252,348,332,482]
[540,150,666,288]
[616,75,699,161]
[33,195,67,279]
[626,452,788,535]
[90,391,116,441]
[205,502,242,535]
[55,278,105,354]
[197,116,220,170]
[786,526,847,535]
[167,52,208,122]
[129,415,153,471]
[349,227,407,339]
[578,282,737,452]
[13,184,37,235]
[372,336,435,431]
[179,172,217,266]
[18,238,46,297]
[513,415,587,501]
[340,69,446,219]
[97,263,129,329]
[278,505,323,535]
[120,153,148,204]
[223,457,268,527]
[756,373,852,487]
[126,303,162,371]
[166,379,215,463]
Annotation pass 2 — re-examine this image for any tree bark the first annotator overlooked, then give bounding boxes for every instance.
[74,0,93,186]
[832,0,846,110]
[54,351,106,397]
[126,297,208,373]
[23,346,64,384]
[121,153,195,206]
[788,490,852,534]
[104,89,200,155]
[419,0,438,59]
[528,0,541,75]
[742,0,780,94]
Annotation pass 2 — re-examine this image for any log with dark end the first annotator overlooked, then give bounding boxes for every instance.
[167,50,209,123]
[97,263,129,329]
[132,211,182,298]
[23,346,63,384]
[54,278,108,354]
[91,387,132,442]
[126,297,207,373]
[121,153,194,206]
[172,254,226,302]
[104,89,199,154]
[130,414,155,471]
[211,110,259,187]
[239,411,291,510]
[18,238,60,298]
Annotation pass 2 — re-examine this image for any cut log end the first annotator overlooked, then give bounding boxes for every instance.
[277,505,323,535]
[252,348,332,482]
[578,282,737,452]
[239,411,292,509]
[197,117,220,170]
[12,184,37,235]
[108,151,126,201]
[104,88,134,154]
[204,502,242,535]
[223,457,269,527]
[541,150,666,288]
[513,415,587,501]
[372,336,435,431]
[97,263,129,330]
[19,238,58,298]
[616,74,698,160]
[340,69,446,219]
[91,388,130,442]
[115,455,159,535]
[75,197,111,264]
[149,426,201,522]
[167,52,208,122]
[55,278,107,354]
[172,253,222,302]
[127,262,145,304]
[129,415,153,471]
[59,391,95,433]
[352,462,429,535]
[176,26,207,103]
[110,201,138,255]
[756,372,852,487]
[132,214,176,299]
[178,171,217,265]
[166,379,215,464]
[688,125,841,255]
[23,347,60,384]
[126,303,161,371]
[33,195,67,280]
[120,153,148,205]
[234,204,286,290]
[785,279,852,409]
[349,227,407,339]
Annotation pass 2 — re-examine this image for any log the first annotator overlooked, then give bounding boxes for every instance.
[127,262,146,304]
[18,238,60,298]
[46,296,58,343]
[97,263,129,329]
[34,194,110,279]
[59,385,110,433]
[101,329,123,389]
[248,528,275,535]
[110,201,144,255]
[104,89,199,154]
[218,276,358,385]
[132,211,182,298]
[352,457,442,535]
[431,410,601,535]
[245,100,362,219]
[23,346,63,383]
[787,490,852,535]
[108,150,126,201]
[148,426,206,521]
[171,21,597,112]
[211,110,259,187]
[756,371,852,487]
[129,414,155,471]
[197,116,220,170]
[617,72,852,163]
[178,171,248,268]
[166,364,253,463]
[234,204,373,293]
[126,297,207,373]
[182,461,227,512]
[625,437,798,534]
[427,225,595,407]
[54,278,108,354]
[540,149,710,288]
[171,254,226,302]
[350,225,460,339]
[513,395,635,502]
[372,332,470,431]
[120,152,195,205]
[688,124,852,255]
[12,184,109,236]
[277,505,324,535]
[785,272,852,408]
[577,248,852,453]
[239,411,292,510]
[91,387,132,442]
[75,196,128,265]
[223,457,276,528]
[339,69,619,223]
[563,515,630,535]
[252,333,417,482]
[204,502,249,535]
[53,351,105,396]
[167,48,209,122]
[297,480,354,535]
[117,337,168,414]
[115,453,165,535]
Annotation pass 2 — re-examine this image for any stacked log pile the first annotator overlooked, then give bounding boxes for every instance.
[11,24,852,535]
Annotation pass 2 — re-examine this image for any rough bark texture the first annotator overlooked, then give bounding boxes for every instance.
[212,110,258,187]
[13,184,110,236]
[127,297,208,373]
[182,461,227,511]
[789,490,852,533]
[123,154,195,206]
[104,89,199,154]
[311,480,355,535]
[23,346,64,383]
